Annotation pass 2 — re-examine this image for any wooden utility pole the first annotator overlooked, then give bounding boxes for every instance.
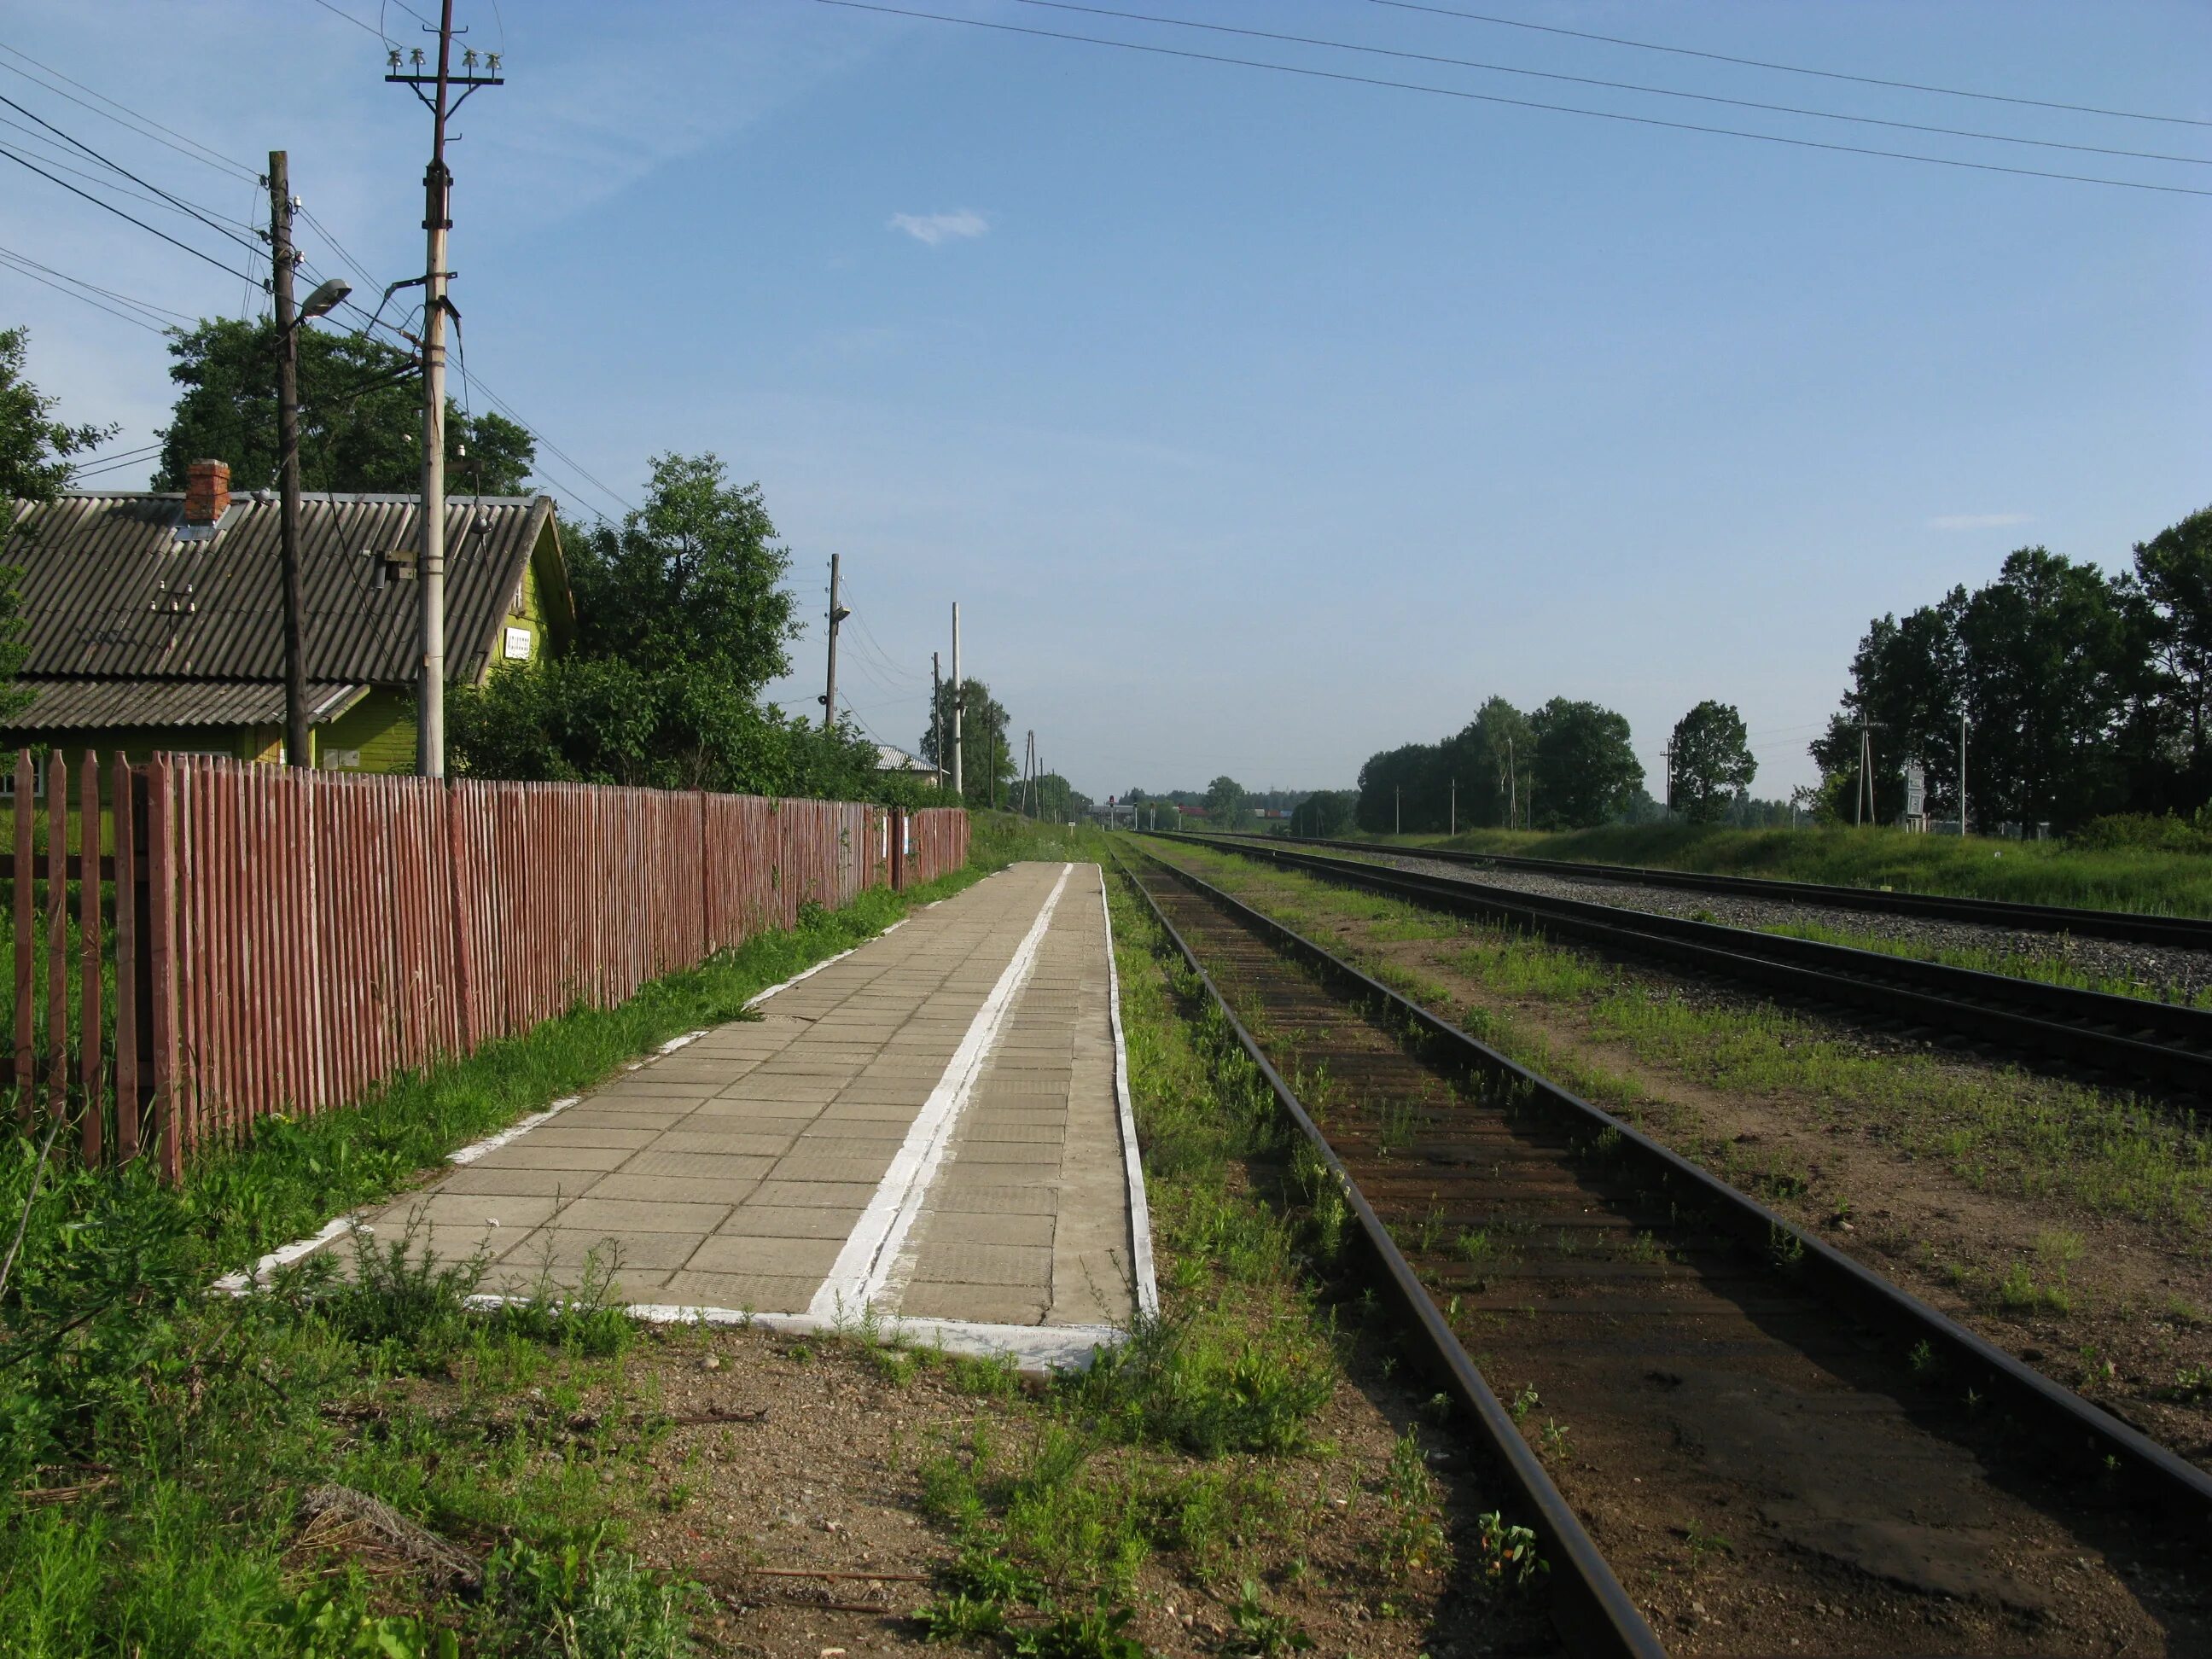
[388,3,500,777]
[268,151,310,768]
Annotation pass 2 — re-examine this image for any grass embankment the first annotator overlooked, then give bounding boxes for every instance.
[0,841,1012,1657]
[1371,822,2212,917]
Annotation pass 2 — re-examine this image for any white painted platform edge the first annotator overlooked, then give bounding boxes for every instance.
[743,918,908,1010]
[485,1295,1122,1371]
[211,1212,361,1294]
[1097,864,1160,1321]
[445,1094,584,1165]
[812,864,1075,1319]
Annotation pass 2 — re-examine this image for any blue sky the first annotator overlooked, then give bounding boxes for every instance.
[5,1,2207,800]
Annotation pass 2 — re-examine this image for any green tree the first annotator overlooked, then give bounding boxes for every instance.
[2129,505,2212,791]
[1528,698,1641,828]
[1447,696,1534,830]
[451,455,852,796]
[1203,774,1249,830]
[1,325,113,719]
[568,454,797,693]
[1954,547,2128,829]
[919,677,1014,807]
[3,325,114,501]
[1667,701,1755,823]
[154,317,533,494]
[1289,789,1357,837]
[1810,597,1967,825]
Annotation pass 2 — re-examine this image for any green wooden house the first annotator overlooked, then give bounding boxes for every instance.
[0,462,574,771]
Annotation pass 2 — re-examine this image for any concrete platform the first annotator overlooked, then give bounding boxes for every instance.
[233,862,1156,1367]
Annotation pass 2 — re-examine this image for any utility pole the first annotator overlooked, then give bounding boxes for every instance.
[1959,714,1969,838]
[950,603,963,800]
[268,151,310,769]
[820,553,849,730]
[389,3,501,777]
[1855,718,1883,827]
[1662,742,1676,813]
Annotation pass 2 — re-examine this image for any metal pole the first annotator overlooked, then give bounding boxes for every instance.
[268,150,310,770]
[822,552,845,730]
[416,0,457,777]
[949,602,963,800]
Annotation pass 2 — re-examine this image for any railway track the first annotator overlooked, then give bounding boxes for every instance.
[1113,839,2212,1658]
[1161,832,2212,1100]
[1246,831,2212,951]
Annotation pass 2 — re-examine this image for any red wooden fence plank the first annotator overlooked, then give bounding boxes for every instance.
[10,751,27,1122]
[114,754,138,1162]
[45,752,67,1128]
[78,753,101,1162]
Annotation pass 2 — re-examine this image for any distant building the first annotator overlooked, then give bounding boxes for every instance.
[875,744,946,788]
[1,462,573,771]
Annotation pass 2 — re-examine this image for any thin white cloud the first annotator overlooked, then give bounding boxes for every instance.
[888,208,990,246]
[1928,511,2032,531]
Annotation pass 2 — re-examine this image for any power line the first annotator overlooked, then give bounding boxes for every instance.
[0,44,259,180]
[1014,1,2210,168]
[0,145,264,281]
[0,243,193,326]
[303,0,393,39]
[1362,0,2212,131]
[0,92,271,255]
[0,119,266,233]
[0,250,167,333]
[297,205,380,289]
[812,1,2212,198]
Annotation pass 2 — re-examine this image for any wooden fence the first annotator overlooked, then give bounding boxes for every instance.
[5,753,971,1181]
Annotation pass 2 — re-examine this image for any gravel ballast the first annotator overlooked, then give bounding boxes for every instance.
[1382,853,2212,1006]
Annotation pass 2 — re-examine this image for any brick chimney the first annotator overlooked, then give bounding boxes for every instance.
[183,459,230,526]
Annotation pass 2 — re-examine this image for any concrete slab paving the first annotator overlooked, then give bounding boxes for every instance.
[254,862,1156,1365]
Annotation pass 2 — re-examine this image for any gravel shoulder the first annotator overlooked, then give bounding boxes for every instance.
[1384,853,2212,1004]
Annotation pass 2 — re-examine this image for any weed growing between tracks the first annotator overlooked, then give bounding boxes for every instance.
[1150,838,2212,1467]
[0,851,1014,1657]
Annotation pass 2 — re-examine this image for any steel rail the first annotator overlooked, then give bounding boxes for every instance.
[1118,837,2212,1533]
[1254,831,2212,949]
[1106,843,1667,1658]
[1161,832,2212,1097]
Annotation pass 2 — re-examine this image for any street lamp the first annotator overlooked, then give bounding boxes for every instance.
[296,276,352,323]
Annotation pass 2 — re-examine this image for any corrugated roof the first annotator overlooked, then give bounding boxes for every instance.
[0,678,368,731]
[0,491,557,686]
